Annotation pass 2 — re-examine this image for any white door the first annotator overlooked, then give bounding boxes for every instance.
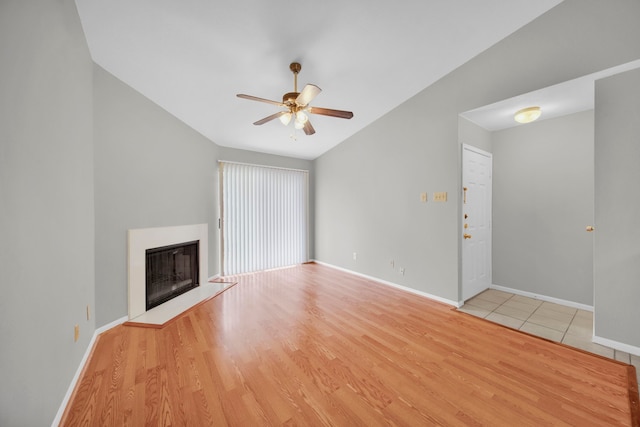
[462,145,492,301]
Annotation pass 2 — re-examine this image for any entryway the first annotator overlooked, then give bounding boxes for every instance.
[459,289,640,387]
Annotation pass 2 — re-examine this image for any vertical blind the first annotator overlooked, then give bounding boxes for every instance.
[220,161,308,275]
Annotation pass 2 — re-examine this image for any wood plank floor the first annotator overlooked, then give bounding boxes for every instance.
[62,263,639,426]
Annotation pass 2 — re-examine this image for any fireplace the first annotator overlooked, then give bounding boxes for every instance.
[128,224,208,321]
[146,240,199,311]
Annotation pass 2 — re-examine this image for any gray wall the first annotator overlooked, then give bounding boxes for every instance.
[459,117,492,153]
[94,66,220,326]
[314,0,640,306]
[0,1,95,425]
[315,85,461,300]
[594,68,640,347]
[492,111,594,305]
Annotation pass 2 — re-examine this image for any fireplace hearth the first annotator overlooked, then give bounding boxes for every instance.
[146,241,199,310]
[128,224,233,326]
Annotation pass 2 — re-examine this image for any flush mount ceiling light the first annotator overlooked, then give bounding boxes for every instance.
[514,106,542,124]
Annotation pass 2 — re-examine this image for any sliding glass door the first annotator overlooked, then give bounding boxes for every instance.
[219,161,308,275]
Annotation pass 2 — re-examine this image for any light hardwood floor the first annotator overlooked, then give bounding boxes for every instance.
[62,263,639,426]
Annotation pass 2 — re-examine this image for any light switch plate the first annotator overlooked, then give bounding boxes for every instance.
[434,192,448,202]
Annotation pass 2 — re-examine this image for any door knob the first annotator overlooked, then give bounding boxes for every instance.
[463,233,472,239]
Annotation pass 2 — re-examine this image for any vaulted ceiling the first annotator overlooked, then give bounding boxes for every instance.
[75,0,562,159]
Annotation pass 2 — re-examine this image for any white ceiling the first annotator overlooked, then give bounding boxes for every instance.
[461,59,640,132]
[75,0,562,160]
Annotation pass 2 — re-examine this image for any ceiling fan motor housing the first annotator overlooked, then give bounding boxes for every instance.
[283,92,300,107]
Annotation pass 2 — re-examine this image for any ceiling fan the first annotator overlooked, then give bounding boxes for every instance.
[237,62,353,136]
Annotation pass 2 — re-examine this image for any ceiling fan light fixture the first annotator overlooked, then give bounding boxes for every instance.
[514,106,542,124]
[295,111,308,124]
[279,112,292,125]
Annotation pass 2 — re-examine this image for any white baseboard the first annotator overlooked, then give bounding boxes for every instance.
[489,284,593,312]
[52,315,128,427]
[95,315,129,335]
[592,335,640,357]
[313,260,460,308]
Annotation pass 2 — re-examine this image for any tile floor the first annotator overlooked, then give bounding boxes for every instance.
[459,289,640,385]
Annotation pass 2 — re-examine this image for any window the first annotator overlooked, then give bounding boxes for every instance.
[219,161,308,275]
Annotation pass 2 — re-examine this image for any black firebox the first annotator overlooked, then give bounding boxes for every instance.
[145,240,199,311]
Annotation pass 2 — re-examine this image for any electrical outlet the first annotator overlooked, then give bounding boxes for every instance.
[74,324,79,342]
[353,252,357,261]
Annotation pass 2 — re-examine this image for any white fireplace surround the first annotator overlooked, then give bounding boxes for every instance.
[128,223,208,320]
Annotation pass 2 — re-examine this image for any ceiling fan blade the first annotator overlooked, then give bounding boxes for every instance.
[296,84,321,106]
[237,94,285,107]
[308,106,354,119]
[303,120,315,136]
[253,111,287,125]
